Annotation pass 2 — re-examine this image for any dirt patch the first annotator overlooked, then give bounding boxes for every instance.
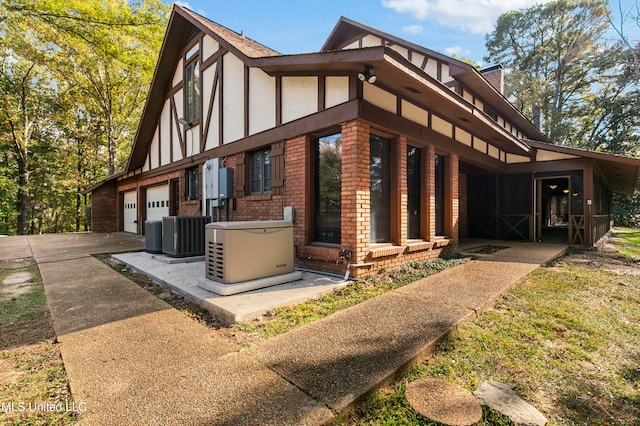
[551,238,640,277]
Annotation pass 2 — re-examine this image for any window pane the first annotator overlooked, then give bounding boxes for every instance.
[263,150,272,192]
[407,146,421,239]
[314,134,342,243]
[370,135,391,243]
[435,154,445,236]
[188,167,199,200]
[185,60,200,123]
[250,151,263,194]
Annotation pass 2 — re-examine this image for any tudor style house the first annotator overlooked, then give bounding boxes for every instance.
[88,5,640,277]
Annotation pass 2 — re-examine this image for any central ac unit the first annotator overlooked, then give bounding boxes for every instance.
[162,216,210,257]
[205,221,294,284]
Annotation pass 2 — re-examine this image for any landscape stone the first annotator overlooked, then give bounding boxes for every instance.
[405,378,482,426]
[473,381,548,426]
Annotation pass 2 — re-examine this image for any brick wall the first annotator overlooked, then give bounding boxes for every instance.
[90,180,118,232]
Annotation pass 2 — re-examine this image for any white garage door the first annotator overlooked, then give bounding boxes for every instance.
[123,190,137,233]
[146,185,169,222]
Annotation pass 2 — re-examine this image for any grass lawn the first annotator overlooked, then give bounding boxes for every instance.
[0,259,77,426]
[339,230,640,425]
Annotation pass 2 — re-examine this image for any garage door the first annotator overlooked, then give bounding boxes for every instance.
[146,185,169,222]
[123,190,137,233]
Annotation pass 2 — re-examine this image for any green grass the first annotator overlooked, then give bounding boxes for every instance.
[0,259,77,425]
[611,227,640,259]
[231,257,469,341]
[340,254,640,425]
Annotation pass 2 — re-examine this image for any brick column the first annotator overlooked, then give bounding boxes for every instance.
[426,144,435,241]
[397,135,408,246]
[285,135,310,251]
[447,153,459,244]
[341,120,370,264]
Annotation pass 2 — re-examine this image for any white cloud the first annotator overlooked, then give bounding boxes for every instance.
[444,46,471,57]
[174,1,207,17]
[403,24,424,34]
[382,0,554,34]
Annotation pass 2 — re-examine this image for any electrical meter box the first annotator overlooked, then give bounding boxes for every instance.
[204,159,233,199]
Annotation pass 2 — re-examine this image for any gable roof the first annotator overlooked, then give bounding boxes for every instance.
[126,5,280,171]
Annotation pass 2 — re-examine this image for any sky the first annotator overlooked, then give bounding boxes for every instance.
[172,0,639,67]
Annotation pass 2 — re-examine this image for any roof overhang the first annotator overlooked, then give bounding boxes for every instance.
[257,46,532,157]
[528,140,640,195]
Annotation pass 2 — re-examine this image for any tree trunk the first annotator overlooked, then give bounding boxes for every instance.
[17,161,29,235]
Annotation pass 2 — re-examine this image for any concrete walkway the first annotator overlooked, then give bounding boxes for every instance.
[1,233,567,425]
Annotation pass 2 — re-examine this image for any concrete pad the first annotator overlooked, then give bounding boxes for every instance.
[0,235,32,261]
[249,290,473,413]
[198,271,303,296]
[112,252,349,322]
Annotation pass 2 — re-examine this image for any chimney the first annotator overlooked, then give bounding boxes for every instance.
[480,64,504,94]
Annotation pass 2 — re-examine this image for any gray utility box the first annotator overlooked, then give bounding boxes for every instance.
[145,220,163,253]
[206,221,294,284]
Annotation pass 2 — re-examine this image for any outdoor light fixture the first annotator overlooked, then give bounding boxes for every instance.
[563,189,570,194]
[549,184,558,190]
[178,117,191,126]
[357,66,377,84]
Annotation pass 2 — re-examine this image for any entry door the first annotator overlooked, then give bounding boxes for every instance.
[146,185,169,222]
[123,190,137,233]
[535,177,570,243]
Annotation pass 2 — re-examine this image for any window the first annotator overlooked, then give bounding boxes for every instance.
[185,56,200,124]
[407,146,421,239]
[435,154,445,236]
[250,148,272,194]
[370,135,391,243]
[187,167,199,200]
[314,134,342,243]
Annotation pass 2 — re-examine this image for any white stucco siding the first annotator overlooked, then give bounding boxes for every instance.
[536,150,580,161]
[431,114,452,138]
[249,68,276,135]
[160,100,171,166]
[172,58,183,88]
[362,34,382,47]
[185,124,200,157]
[149,129,159,168]
[202,63,216,126]
[205,89,220,151]
[325,76,349,109]
[172,91,184,162]
[424,58,438,79]
[202,35,219,60]
[401,100,428,126]
[281,76,318,123]
[363,84,396,114]
[411,52,425,69]
[222,53,245,144]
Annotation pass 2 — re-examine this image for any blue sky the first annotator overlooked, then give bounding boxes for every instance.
[173,0,639,66]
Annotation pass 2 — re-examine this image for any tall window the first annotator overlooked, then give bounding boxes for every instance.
[187,167,199,200]
[250,148,271,194]
[407,146,421,239]
[185,52,200,124]
[314,134,342,243]
[435,154,445,236]
[370,135,391,243]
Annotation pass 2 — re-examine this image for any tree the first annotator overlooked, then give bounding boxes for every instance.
[485,0,610,145]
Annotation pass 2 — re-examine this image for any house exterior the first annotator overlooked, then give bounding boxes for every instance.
[88,5,640,278]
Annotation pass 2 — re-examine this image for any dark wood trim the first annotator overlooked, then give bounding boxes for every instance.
[201,47,226,71]
[127,100,360,183]
[244,64,249,137]
[170,96,185,158]
[318,76,325,111]
[202,63,219,151]
[218,54,224,148]
[275,75,282,126]
[360,102,506,173]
